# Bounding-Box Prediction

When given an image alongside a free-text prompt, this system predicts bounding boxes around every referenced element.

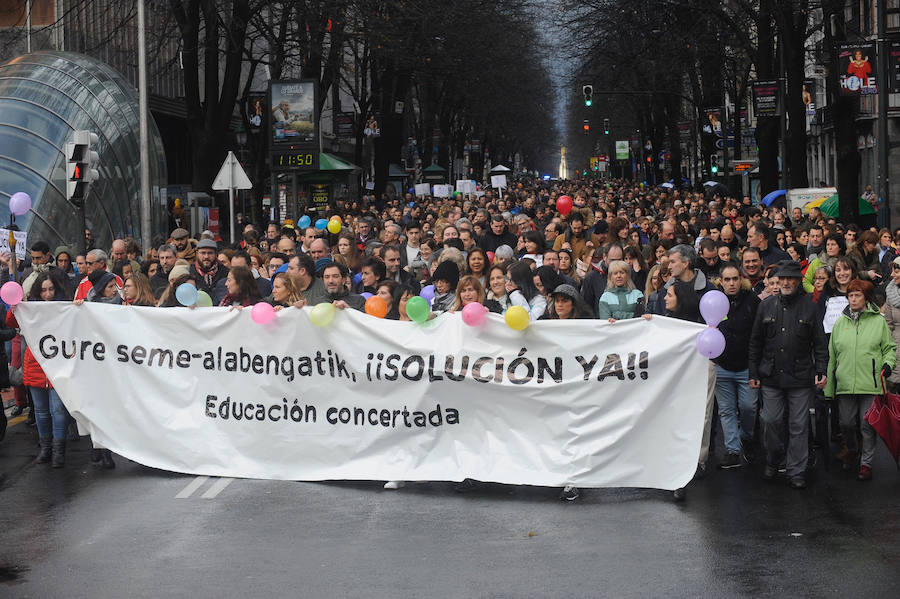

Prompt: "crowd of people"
[1,177,898,502]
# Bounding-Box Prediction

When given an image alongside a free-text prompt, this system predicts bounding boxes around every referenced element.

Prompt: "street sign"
[212,151,253,190]
[732,160,754,173]
[212,151,252,245]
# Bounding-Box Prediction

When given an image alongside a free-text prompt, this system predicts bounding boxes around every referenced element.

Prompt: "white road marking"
[201,477,234,499]
[175,476,209,499]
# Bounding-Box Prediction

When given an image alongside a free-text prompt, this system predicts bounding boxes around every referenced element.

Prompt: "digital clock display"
[271,150,319,170]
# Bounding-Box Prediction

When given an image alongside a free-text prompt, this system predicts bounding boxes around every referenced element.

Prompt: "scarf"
[194,259,219,288]
[886,281,900,309]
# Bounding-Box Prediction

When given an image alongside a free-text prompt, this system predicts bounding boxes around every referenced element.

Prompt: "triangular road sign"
[212,151,253,190]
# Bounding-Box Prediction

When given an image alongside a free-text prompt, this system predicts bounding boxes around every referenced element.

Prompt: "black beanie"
[89,270,115,292]
[431,260,459,289]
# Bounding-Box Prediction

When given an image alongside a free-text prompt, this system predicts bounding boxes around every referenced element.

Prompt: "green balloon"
[196,291,213,307]
[406,296,430,323]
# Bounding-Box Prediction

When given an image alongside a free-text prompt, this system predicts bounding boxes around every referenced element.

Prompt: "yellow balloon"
[329,215,342,224]
[327,219,342,234]
[504,305,530,331]
[309,302,336,327]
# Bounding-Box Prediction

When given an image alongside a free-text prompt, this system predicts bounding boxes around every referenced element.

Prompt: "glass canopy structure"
[0,51,166,251]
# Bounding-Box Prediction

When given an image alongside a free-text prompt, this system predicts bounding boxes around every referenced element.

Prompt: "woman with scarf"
[218,266,262,308]
[826,279,896,480]
[6,271,70,466]
[804,234,845,292]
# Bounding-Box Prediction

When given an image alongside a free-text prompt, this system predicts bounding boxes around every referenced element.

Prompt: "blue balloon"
[175,283,198,307]
[298,215,311,229]
[353,272,363,285]
[408,187,415,194]
[409,201,415,207]
[315,218,328,230]
[420,284,435,305]
[361,292,373,300]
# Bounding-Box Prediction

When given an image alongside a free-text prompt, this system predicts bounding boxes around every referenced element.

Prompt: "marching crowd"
[1,177,898,501]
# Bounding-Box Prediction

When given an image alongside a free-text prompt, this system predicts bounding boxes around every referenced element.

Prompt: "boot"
[100,449,115,469]
[36,435,52,463]
[51,439,66,468]
[91,448,103,465]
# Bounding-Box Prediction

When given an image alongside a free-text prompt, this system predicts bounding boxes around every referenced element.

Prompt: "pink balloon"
[250,302,276,325]
[461,302,487,326]
[696,327,726,359]
[0,281,23,306]
[9,192,32,216]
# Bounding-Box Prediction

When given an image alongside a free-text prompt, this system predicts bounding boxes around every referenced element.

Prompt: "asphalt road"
[1,409,899,598]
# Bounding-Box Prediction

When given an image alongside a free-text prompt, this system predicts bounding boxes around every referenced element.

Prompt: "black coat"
[714,289,760,372]
[748,290,828,388]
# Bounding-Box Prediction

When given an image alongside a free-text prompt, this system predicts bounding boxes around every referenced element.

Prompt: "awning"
[319,152,361,172]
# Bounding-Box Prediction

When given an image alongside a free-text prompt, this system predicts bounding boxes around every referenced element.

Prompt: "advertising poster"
[752,81,781,117]
[802,79,817,116]
[839,43,877,95]
[270,81,318,144]
[246,94,265,131]
[890,42,900,93]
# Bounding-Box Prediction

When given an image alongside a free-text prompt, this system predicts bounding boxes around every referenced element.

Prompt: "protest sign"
[414,183,431,197]
[16,303,709,490]
[0,228,27,260]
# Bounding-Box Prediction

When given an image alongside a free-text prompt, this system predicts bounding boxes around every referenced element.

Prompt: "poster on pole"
[802,79,817,116]
[752,81,782,117]
[490,175,507,189]
[615,141,629,161]
[890,42,900,93]
[839,43,877,95]
[269,81,318,144]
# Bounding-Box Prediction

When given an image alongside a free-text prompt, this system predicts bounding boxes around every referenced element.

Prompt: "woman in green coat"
[825,279,897,480]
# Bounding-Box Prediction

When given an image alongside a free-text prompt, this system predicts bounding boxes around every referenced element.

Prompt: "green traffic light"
[585,99,592,107]
[711,165,719,174]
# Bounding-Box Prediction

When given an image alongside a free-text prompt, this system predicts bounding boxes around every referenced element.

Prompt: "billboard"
[752,80,782,117]
[839,43,877,95]
[269,80,318,144]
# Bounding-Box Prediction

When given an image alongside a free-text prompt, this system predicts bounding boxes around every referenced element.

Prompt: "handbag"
[864,375,900,465]
[9,362,23,386]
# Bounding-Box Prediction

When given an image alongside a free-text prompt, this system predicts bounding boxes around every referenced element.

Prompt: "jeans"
[760,385,812,478]
[30,387,67,440]
[715,367,757,454]
[838,394,877,467]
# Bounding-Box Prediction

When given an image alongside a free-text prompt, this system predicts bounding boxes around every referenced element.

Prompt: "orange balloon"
[365,295,388,318]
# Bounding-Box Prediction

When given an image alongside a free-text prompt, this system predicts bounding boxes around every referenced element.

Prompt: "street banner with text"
[15,303,709,490]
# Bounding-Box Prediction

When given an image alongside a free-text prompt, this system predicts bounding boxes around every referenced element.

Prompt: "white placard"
[0,228,28,260]
[491,175,507,189]
[414,183,431,197]
[16,303,709,490]
[823,295,849,334]
[364,181,375,190]
[433,184,451,198]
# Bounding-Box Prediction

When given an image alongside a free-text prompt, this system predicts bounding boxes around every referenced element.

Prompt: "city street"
[2,410,899,598]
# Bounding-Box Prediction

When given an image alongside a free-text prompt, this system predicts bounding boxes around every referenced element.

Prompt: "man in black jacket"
[479,214,517,253]
[714,264,761,469]
[748,260,828,489]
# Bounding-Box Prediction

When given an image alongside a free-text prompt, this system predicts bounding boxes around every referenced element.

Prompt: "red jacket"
[6,310,51,389]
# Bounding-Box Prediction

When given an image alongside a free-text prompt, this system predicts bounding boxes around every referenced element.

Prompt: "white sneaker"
[383,481,405,490]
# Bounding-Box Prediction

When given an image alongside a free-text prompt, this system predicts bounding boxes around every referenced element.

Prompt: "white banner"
[15,303,709,490]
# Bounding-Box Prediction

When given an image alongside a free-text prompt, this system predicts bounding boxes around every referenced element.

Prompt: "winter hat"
[431,260,460,289]
[168,264,190,283]
[89,270,116,292]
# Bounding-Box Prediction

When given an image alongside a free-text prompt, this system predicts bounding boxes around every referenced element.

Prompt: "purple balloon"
[353,272,363,285]
[9,192,32,216]
[361,292,373,300]
[696,327,726,359]
[700,290,729,326]
[419,284,435,305]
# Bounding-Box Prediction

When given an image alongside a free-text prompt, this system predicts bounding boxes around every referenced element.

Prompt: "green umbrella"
[818,194,875,218]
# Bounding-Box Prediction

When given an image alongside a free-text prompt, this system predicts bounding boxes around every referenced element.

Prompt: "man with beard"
[170,228,197,262]
[151,244,178,298]
[190,239,229,304]
[287,253,329,306]
[322,263,365,311]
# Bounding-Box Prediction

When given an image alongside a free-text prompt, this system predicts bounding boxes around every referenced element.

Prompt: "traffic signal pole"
[138,0,152,247]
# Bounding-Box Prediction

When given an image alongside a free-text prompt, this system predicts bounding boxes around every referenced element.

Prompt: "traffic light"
[66,130,99,206]
[603,119,610,135]
[582,85,593,107]
[710,154,719,174]
[583,119,590,135]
